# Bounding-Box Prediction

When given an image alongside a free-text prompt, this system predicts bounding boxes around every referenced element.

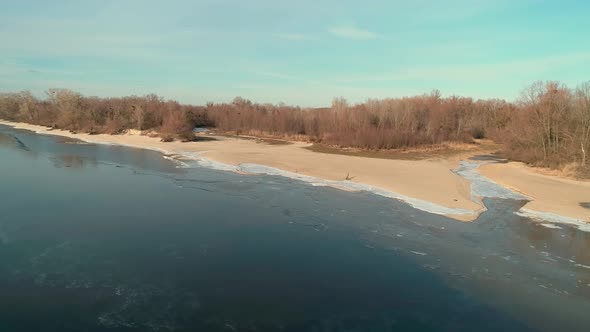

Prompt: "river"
[1,124,589,331]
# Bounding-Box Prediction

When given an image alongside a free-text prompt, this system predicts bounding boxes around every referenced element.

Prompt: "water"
[1,124,590,332]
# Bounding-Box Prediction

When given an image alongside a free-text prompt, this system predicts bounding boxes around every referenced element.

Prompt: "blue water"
[1,124,590,331]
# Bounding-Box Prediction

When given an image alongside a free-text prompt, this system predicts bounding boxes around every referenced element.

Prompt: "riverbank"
[2,119,589,225]
[480,162,590,224]
[0,120,484,221]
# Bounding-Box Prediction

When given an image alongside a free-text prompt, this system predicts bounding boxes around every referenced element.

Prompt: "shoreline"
[479,162,590,226]
[2,119,589,226]
[0,120,482,221]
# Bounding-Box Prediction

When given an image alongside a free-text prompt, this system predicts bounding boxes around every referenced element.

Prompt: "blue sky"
[1,0,589,106]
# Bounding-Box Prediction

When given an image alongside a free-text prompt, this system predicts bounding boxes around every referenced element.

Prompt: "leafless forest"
[1,81,589,176]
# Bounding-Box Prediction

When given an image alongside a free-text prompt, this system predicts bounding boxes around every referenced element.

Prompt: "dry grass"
[213,131,295,146]
[305,139,500,161]
[525,162,590,180]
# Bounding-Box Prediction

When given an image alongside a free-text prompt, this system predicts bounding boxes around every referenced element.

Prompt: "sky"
[0,0,589,106]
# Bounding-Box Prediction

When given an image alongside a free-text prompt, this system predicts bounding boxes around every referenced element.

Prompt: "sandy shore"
[3,119,589,225]
[480,163,590,223]
[1,120,483,221]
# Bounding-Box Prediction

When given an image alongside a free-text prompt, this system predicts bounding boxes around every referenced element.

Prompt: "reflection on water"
[0,131,32,152]
[0,125,181,174]
[1,124,590,332]
[49,155,96,169]
[0,130,92,169]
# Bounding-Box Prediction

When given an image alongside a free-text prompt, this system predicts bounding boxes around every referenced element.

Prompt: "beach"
[2,119,589,225]
[480,162,590,223]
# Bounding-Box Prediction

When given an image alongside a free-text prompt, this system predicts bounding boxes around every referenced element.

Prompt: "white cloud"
[328,26,377,40]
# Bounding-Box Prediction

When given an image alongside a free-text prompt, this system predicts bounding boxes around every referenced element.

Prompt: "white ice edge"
[182,152,477,217]
[516,209,590,232]
[539,223,563,230]
[68,140,590,229]
[4,121,588,229]
[455,161,590,232]
[454,161,529,201]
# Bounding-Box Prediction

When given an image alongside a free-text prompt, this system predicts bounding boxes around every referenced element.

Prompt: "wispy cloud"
[327,26,377,40]
[1,0,587,105]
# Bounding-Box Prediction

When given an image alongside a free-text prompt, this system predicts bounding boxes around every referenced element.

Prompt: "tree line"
[0,81,589,176]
